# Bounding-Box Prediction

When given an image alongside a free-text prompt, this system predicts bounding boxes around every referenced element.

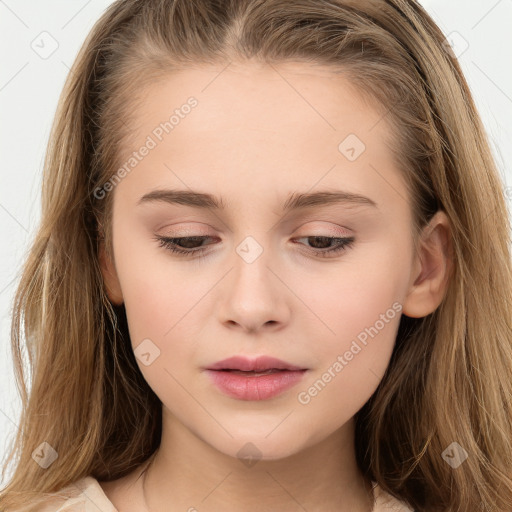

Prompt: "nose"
[216,240,290,334]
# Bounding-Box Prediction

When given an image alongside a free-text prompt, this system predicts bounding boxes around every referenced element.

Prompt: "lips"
[203,355,308,400]
[206,355,305,372]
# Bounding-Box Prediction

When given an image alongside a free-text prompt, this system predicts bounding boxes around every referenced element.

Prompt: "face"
[99,61,435,461]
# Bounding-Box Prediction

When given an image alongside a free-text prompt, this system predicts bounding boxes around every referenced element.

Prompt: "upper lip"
[205,355,305,372]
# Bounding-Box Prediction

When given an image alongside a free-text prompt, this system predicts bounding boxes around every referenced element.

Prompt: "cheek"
[112,213,202,335]
[119,264,204,401]
[293,270,402,435]
[296,245,405,346]
[292,246,405,400]
[112,227,207,380]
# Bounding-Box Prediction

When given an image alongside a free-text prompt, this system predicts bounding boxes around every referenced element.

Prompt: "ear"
[402,210,453,318]
[98,238,124,306]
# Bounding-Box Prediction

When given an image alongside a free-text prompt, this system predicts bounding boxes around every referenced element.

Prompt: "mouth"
[203,355,308,401]
[218,368,292,376]
[205,354,306,372]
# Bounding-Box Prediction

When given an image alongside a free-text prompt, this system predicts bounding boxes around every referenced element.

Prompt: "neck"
[141,406,374,512]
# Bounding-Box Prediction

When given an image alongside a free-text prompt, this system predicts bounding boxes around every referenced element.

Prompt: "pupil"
[179,237,204,248]
[309,236,331,249]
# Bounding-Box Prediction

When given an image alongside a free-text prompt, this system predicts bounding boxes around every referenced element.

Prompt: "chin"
[206,431,310,464]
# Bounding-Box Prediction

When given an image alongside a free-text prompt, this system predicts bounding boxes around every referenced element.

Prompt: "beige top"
[31,476,414,511]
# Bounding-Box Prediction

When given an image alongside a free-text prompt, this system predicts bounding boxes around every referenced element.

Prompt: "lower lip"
[205,369,307,401]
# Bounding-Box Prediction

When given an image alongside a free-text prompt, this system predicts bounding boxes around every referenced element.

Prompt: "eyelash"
[154,235,355,258]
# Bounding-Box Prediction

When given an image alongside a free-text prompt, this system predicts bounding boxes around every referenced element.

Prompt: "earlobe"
[402,211,453,319]
[98,239,124,306]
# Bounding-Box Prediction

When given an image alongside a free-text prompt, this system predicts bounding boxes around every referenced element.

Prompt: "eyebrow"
[137,188,378,212]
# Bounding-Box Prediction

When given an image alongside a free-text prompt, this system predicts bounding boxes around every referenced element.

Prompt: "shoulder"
[14,476,118,512]
[372,481,415,512]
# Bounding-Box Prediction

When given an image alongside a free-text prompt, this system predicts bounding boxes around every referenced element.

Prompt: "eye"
[154,235,355,258]
[293,235,355,258]
[154,235,215,256]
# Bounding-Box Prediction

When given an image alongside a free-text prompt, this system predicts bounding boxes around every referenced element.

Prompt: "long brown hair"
[1,1,511,510]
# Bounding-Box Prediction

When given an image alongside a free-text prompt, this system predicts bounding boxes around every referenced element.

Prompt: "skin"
[98,60,452,512]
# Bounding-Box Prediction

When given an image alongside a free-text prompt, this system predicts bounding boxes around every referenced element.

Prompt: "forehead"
[113,61,408,217]
[125,59,389,145]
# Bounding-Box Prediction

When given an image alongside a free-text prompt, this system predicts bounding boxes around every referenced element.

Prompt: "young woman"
[1,0,511,511]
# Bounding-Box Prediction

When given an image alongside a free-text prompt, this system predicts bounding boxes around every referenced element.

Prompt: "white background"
[1,0,511,485]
